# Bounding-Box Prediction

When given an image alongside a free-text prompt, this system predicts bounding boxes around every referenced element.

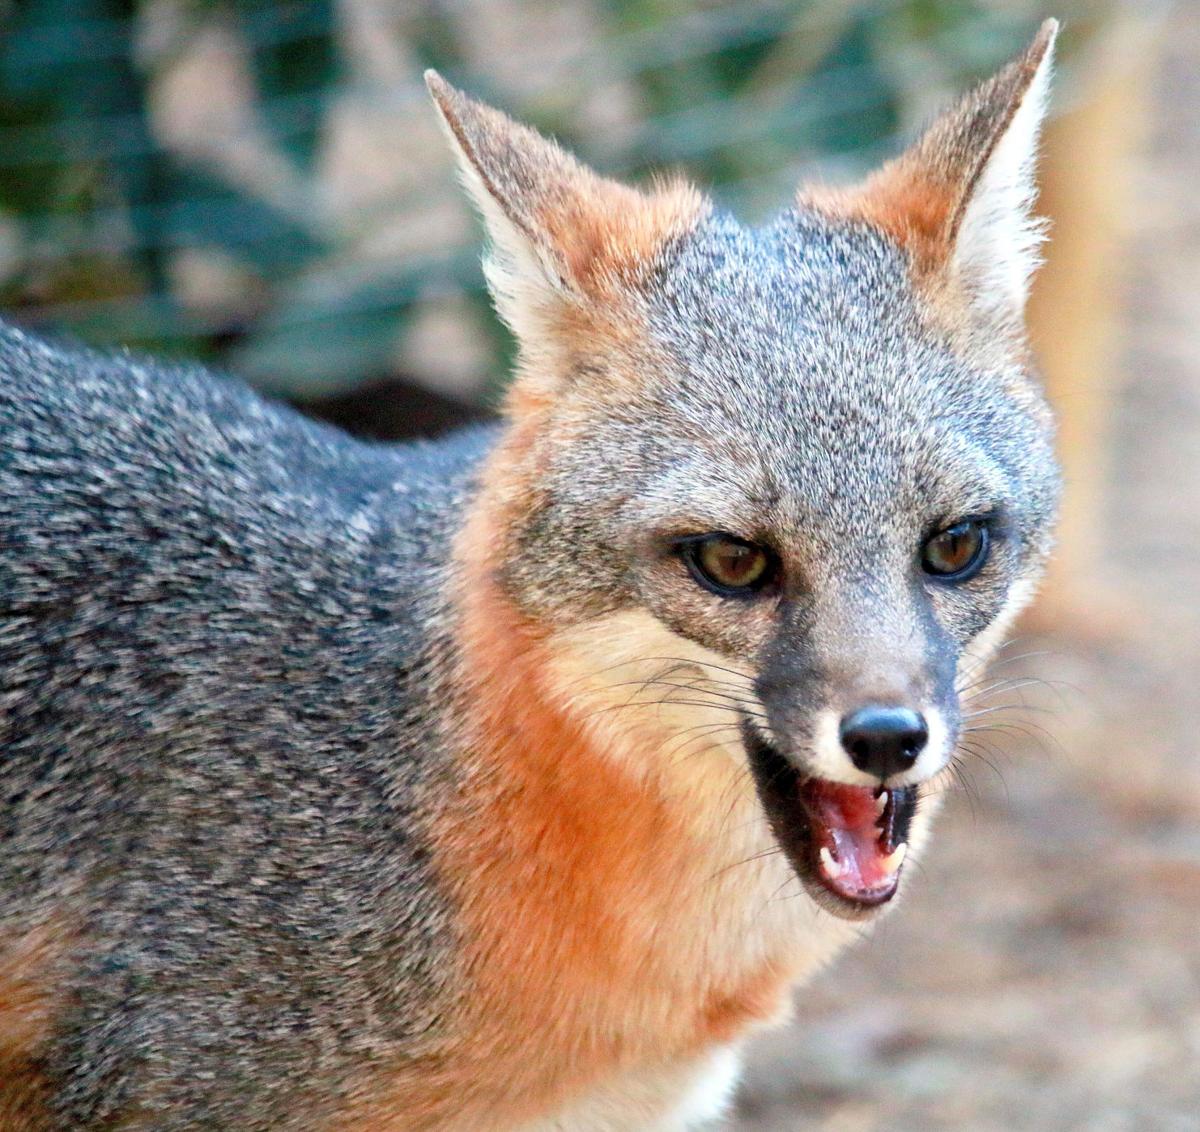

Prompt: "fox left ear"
[806,19,1058,332]
[425,71,706,342]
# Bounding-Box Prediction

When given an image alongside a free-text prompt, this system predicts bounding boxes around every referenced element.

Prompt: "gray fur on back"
[0,325,490,1128]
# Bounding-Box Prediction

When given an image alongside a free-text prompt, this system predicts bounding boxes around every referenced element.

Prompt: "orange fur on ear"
[542,174,708,293]
[804,19,1057,283]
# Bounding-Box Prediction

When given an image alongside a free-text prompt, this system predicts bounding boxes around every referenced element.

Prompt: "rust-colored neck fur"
[341,466,799,1129]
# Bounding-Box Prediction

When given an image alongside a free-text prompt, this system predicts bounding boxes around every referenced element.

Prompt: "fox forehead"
[560,208,1057,541]
[644,208,1016,425]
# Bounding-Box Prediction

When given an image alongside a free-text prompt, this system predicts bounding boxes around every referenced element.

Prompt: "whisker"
[955,742,1011,798]
[635,656,757,685]
[966,719,1066,759]
[711,844,785,881]
[603,677,762,708]
[661,724,747,762]
[958,648,1055,682]
[573,696,766,726]
[960,675,1048,702]
[962,701,1058,720]
[946,758,983,819]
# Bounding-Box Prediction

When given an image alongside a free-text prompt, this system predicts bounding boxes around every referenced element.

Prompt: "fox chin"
[0,22,1059,1132]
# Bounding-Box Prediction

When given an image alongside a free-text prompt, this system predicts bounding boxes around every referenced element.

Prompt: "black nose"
[839,705,928,779]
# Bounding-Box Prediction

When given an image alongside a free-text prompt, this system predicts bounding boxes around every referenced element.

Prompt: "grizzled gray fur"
[0,325,490,1127]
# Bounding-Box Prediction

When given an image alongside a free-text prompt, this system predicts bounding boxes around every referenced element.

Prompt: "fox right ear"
[425,72,705,339]
[804,20,1058,336]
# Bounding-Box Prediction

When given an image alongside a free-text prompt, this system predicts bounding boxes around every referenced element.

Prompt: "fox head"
[429,22,1060,921]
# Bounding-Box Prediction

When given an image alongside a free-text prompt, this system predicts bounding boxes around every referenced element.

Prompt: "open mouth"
[741,721,918,920]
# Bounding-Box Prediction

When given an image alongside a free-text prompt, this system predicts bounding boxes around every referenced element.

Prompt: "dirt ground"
[730,7,1200,1131]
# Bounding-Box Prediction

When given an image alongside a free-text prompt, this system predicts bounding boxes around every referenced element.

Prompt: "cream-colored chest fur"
[522,1045,743,1132]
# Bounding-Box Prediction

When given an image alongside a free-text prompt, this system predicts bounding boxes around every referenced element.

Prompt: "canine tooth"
[880,842,908,875]
[874,791,889,817]
[818,847,844,879]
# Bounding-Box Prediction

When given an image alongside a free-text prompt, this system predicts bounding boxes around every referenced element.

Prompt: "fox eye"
[922,519,990,581]
[678,534,776,597]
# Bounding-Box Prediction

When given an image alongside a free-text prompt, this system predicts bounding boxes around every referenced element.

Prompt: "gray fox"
[0,21,1060,1132]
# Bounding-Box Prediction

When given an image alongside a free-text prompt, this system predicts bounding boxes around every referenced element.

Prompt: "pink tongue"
[804,780,895,895]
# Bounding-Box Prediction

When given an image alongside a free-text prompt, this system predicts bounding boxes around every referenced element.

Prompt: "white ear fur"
[449,141,566,341]
[952,26,1056,326]
[424,72,569,339]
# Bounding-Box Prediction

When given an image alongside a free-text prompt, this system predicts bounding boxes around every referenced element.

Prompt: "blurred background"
[0,0,1195,1127]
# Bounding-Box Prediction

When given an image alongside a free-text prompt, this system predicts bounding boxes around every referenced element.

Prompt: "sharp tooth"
[818,847,844,880]
[880,842,908,875]
[874,791,889,817]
